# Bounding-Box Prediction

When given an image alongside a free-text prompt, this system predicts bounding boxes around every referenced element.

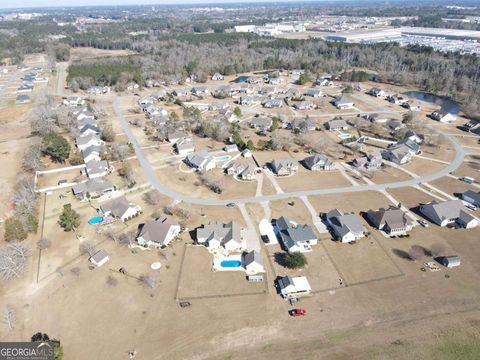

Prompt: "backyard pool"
[88,216,104,225]
[215,155,231,162]
[233,76,249,83]
[220,260,242,268]
[338,133,352,140]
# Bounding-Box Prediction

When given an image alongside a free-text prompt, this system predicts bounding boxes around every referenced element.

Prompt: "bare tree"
[0,242,30,281]
[37,238,51,250]
[22,139,43,173]
[79,242,96,257]
[70,267,80,276]
[430,243,446,258]
[110,143,130,162]
[143,189,161,206]
[408,245,425,261]
[1,305,16,331]
[119,231,136,247]
[104,228,119,243]
[138,274,158,289]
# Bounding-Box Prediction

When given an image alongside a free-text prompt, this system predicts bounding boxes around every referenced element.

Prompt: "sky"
[2,0,330,10]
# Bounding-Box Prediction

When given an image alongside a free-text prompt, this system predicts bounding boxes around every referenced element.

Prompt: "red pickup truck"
[289,309,307,317]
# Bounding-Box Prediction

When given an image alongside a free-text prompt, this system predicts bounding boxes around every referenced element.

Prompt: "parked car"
[289,309,307,317]
[226,203,236,208]
[418,220,429,228]
[179,302,191,308]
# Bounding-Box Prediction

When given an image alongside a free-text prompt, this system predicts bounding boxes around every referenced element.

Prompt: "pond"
[233,76,249,83]
[403,91,460,114]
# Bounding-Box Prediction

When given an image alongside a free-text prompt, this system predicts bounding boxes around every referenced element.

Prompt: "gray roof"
[100,195,132,218]
[327,119,349,129]
[77,133,102,147]
[72,178,114,195]
[138,215,178,244]
[270,158,298,173]
[80,123,100,134]
[196,221,241,246]
[394,138,421,154]
[244,250,264,267]
[250,117,272,128]
[185,150,213,168]
[421,200,473,224]
[275,216,317,250]
[367,208,413,230]
[327,210,365,238]
[85,160,108,175]
[303,154,333,170]
[90,249,108,263]
[333,95,354,106]
[463,190,480,205]
[83,145,103,159]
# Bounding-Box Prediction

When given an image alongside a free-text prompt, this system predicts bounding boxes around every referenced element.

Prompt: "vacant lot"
[308,191,395,215]
[275,168,352,192]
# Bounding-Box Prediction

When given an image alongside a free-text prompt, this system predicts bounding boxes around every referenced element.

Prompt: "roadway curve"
[113,98,466,206]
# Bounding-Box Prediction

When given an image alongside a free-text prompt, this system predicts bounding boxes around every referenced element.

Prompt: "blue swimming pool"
[220,260,242,268]
[88,216,103,225]
[338,133,352,140]
[215,155,231,161]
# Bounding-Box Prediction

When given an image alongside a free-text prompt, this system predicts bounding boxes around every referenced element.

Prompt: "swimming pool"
[215,155,231,161]
[338,133,352,140]
[88,216,104,225]
[220,260,242,268]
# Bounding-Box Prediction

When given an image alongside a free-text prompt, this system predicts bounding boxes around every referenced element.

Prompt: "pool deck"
[212,254,245,272]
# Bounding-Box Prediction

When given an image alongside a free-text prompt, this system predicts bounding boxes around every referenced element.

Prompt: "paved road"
[0,69,20,102]
[113,98,466,206]
[56,62,67,96]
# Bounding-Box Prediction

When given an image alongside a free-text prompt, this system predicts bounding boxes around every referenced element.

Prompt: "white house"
[185,150,216,172]
[63,96,85,107]
[278,276,312,299]
[332,95,355,109]
[431,111,457,123]
[99,195,140,222]
[326,209,366,243]
[85,160,109,179]
[243,250,265,274]
[174,138,195,156]
[420,200,478,228]
[76,134,104,152]
[137,215,181,247]
[196,221,242,252]
[89,249,109,267]
[82,145,103,162]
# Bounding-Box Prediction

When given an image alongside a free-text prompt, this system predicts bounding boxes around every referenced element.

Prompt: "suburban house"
[82,145,103,163]
[367,208,414,235]
[270,158,299,176]
[303,154,335,171]
[326,119,350,131]
[218,109,238,123]
[462,190,480,207]
[211,72,224,81]
[402,101,421,111]
[191,86,209,96]
[278,276,312,299]
[294,101,316,111]
[289,118,317,132]
[250,117,273,131]
[172,89,189,97]
[274,216,317,253]
[174,138,195,156]
[316,78,334,87]
[196,221,242,252]
[243,250,265,274]
[462,120,480,135]
[332,95,355,109]
[209,102,229,111]
[89,249,109,267]
[79,123,100,137]
[224,144,238,153]
[431,111,457,123]
[258,86,277,96]
[386,119,405,132]
[386,95,406,105]
[226,162,258,180]
[403,130,424,144]
[63,96,85,107]
[326,209,366,243]
[167,131,186,144]
[304,88,323,97]
[137,215,181,248]
[242,149,252,158]
[239,96,254,106]
[72,178,115,200]
[420,200,478,228]
[352,152,383,170]
[368,88,385,97]
[382,145,412,165]
[367,113,389,123]
[185,150,216,172]
[99,195,140,222]
[392,138,421,155]
[85,160,109,179]
[263,98,283,108]
[76,134,104,152]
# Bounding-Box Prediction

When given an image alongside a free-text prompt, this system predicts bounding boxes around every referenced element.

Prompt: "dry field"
[69,47,136,61]
[275,168,352,192]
